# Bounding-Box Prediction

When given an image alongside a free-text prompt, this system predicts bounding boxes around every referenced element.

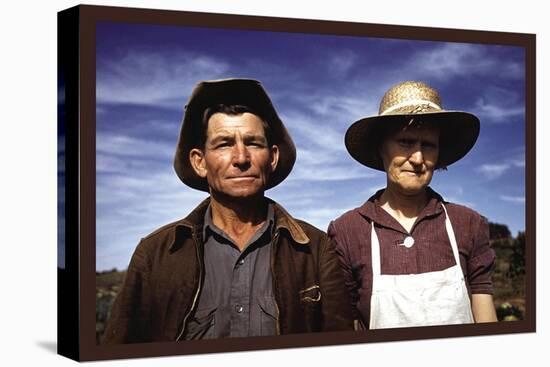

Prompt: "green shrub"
[507,231,525,277]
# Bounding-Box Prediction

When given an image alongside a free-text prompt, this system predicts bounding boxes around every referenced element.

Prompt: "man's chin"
[217,187,265,200]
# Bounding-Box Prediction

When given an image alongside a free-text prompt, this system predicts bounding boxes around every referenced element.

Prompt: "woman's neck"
[378,187,429,232]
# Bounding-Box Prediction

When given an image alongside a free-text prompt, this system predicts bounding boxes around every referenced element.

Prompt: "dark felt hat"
[174,78,296,191]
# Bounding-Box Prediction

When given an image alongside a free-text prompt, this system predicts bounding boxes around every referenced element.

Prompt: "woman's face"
[381,126,439,196]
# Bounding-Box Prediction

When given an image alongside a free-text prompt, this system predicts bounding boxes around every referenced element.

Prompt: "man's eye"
[398,139,414,146]
[245,139,266,147]
[422,142,437,149]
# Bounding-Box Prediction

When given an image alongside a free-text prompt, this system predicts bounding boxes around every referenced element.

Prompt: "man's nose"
[232,142,250,166]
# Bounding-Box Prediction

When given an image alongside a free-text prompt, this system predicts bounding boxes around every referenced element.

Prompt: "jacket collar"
[270,198,309,245]
[169,196,309,252]
[357,186,445,231]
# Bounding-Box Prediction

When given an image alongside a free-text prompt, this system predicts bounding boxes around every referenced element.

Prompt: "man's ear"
[189,148,207,178]
[270,145,279,172]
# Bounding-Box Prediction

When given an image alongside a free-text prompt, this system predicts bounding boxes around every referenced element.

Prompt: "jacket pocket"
[184,307,216,340]
[258,296,278,335]
[298,285,322,332]
[299,285,321,303]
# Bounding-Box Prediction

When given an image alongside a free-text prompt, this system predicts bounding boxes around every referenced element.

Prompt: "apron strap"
[370,221,381,276]
[440,203,462,270]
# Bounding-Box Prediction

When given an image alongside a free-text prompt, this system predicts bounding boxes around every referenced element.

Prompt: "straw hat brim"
[345,110,480,171]
[174,78,296,192]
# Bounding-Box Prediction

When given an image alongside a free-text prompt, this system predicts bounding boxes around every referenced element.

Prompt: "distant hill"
[96,269,126,344]
[96,269,126,289]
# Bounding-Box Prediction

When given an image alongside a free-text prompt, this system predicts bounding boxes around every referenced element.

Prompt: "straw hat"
[345,81,480,170]
[174,78,296,192]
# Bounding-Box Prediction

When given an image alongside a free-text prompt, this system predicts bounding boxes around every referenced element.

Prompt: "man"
[329,81,497,329]
[103,78,353,343]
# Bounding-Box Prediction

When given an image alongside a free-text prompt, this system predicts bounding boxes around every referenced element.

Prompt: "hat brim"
[345,110,480,170]
[174,78,296,192]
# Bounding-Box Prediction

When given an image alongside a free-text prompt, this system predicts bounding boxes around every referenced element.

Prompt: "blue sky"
[94,22,525,271]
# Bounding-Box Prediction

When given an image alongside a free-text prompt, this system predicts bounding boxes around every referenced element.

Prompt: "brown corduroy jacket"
[102,198,353,344]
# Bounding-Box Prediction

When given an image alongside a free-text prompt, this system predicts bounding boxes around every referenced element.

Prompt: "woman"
[329,81,497,329]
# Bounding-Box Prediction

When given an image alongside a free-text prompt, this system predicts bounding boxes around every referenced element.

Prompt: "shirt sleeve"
[466,214,496,294]
[327,221,362,326]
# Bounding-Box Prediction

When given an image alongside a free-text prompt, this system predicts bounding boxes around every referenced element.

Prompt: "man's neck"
[209,193,269,251]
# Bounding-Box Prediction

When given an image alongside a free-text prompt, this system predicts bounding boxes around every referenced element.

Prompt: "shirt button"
[235,305,244,313]
[238,259,245,265]
[401,236,415,248]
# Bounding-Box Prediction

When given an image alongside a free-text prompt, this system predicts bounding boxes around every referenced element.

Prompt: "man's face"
[190,112,279,199]
[381,126,439,196]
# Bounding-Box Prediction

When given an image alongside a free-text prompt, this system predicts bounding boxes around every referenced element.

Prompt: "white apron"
[369,204,474,329]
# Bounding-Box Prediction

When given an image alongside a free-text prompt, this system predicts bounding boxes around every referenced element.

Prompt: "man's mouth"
[227,175,257,179]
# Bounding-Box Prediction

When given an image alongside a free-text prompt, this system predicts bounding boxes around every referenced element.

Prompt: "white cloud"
[411,43,487,79]
[292,206,354,231]
[96,50,229,108]
[473,97,523,122]
[96,153,130,174]
[288,164,375,182]
[296,147,338,166]
[96,132,174,160]
[97,169,203,202]
[510,148,526,167]
[512,160,525,168]
[410,43,523,81]
[444,196,476,208]
[328,50,358,78]
[310,95,377,125]
[474,146,525,181]
[477,163,510,179]
[499,195,525,203]
[286,87,379,129]
[350,177,387,198]
[428,183,466,200]
[281,111,346,151]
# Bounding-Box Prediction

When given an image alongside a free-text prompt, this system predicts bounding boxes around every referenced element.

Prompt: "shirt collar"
[357,186,445,232]
[202,202,275,242]
[169,197,310,253]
